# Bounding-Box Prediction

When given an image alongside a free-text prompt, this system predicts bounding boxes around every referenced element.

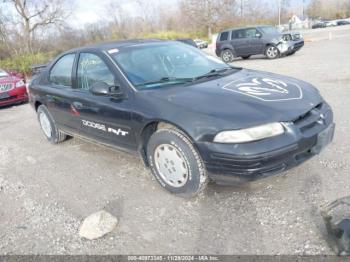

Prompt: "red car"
[0,69,28,107]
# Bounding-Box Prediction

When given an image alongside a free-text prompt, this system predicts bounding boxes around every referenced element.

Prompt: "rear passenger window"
[219,32,229,41]
[231,29,246,39]
[49,54,75,87]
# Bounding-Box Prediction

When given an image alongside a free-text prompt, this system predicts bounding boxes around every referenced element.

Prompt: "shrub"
[0,52,53,77]
[141,31,210,42]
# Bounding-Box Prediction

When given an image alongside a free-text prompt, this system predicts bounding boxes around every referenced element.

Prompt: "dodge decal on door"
[82,120,129,136]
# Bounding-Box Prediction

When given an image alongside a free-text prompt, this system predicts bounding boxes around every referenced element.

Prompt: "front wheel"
[37,105,67,144]
[147,128,208,197]
[220,49,234,63]
[265,45,280,59]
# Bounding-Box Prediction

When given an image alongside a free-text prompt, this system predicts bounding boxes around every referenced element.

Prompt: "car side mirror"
[90,81,123,98]
[256,33,262,38]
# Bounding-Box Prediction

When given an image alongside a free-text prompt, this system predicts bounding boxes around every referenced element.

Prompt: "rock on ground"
[79,210,118,240]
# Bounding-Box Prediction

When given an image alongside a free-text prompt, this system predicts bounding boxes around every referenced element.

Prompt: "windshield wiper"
[135,77,194,87]
[194,67,237,81]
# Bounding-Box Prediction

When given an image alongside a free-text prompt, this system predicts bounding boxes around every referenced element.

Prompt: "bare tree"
[307,0,350,19]
[307,0,322,19]
[243,0,274,25]
[5,0,70,53]
[180,0,237,38]
[103,2,131,40]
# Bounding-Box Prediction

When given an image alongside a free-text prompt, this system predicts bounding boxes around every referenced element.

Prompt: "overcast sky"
[70,0,178,27]
[1,0,311,27]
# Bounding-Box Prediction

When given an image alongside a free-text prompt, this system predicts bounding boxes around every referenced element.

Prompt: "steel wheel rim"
[267,47,278,58]
[154,144,189,188]
[39,112,52,138]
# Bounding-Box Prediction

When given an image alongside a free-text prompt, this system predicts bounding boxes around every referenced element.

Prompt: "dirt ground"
[1,26,350,255]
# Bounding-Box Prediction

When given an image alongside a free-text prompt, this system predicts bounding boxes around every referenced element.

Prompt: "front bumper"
[278,40,304,55]
[0,86,28,107]
[196,102,334,185]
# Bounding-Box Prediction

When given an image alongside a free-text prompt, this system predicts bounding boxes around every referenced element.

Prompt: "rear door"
[70,51,137,151]
[217,31,230,53]
[43,53,79,133]
[230,29,250,56]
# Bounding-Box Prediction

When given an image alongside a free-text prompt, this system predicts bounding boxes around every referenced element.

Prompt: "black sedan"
[28,39,335,197]
[337,20,350,26]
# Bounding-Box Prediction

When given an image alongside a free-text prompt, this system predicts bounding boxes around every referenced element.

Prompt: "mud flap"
[321,196,350,256]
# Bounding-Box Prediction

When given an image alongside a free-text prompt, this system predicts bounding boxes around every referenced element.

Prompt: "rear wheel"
[147,127,208,197]
[220,49,234,63]
[37,105,67,144]
[265,45,279,59]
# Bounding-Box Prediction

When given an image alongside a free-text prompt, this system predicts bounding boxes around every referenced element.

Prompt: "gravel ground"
[0,26,350,255]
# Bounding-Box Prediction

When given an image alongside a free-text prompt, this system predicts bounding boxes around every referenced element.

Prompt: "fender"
[219,45,237,57]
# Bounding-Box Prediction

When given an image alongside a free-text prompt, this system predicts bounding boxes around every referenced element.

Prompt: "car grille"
[293,102,332,137]
[294,41,304,48]
[0,95,15,102]
[0,83,13,92]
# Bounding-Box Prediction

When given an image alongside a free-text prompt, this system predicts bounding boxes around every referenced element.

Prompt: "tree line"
[0,0,349,74]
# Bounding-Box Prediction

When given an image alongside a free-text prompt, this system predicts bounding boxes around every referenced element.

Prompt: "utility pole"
[278,0,281,27]
[302,0,305,20]
[240,0,243,20]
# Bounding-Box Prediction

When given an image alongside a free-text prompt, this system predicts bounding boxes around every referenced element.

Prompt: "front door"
[71,51,137,151]
[245,28,264,55]
[230,29,250,56]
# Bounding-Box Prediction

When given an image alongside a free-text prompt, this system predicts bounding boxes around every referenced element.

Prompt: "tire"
[241,55,251,59]
[37,105,67,144]
[147,127,208,197]
[220,49,234,63]
[265,45,280,59]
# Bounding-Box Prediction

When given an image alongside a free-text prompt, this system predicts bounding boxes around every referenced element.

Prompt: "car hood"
[145,69,324,129]
[0,76,19,84]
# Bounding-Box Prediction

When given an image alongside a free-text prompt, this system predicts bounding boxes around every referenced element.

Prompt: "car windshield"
[259,26,280,35]
[0,69,9,78]
[110,42,237,89]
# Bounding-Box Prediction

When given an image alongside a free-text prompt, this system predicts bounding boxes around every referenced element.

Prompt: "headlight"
[15,80,25,88]
[213,123,285,143]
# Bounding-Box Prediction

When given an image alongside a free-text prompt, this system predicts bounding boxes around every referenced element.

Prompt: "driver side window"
[77,53,116,91]
[245,28,258,38]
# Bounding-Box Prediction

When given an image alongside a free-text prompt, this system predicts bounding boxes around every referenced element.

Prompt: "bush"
[141,31,209,42]
[0,52,53,77]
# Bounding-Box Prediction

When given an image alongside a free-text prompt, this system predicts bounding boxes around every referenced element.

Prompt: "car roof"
[64,39,170,54]
[176,38,193,40]
[219,25,272,33]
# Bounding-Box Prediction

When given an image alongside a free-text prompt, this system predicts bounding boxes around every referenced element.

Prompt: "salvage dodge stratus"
[29,39,334,197]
